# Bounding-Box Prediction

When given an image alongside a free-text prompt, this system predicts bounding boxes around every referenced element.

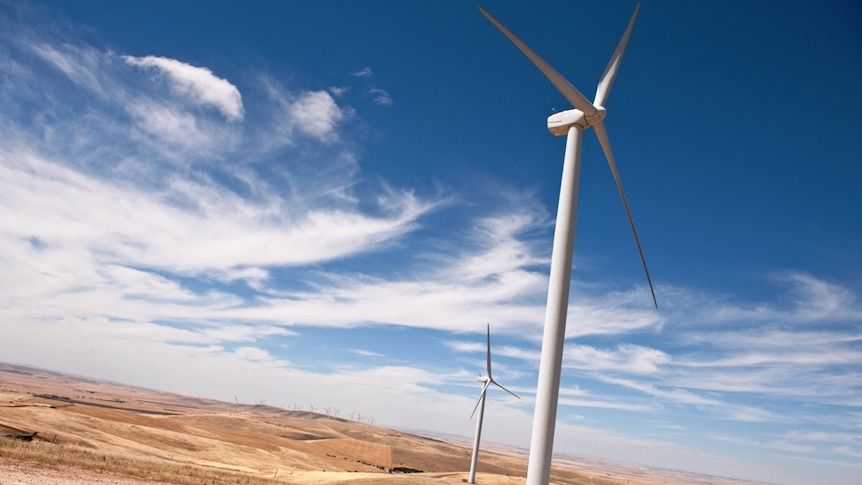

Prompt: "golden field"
[0,363,760,485]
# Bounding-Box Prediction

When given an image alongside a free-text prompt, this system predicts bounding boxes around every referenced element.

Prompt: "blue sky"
[1,1,860,484]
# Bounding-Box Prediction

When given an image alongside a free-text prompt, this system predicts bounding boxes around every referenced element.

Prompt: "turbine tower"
[478,5,656,485]
[469,324,519,484]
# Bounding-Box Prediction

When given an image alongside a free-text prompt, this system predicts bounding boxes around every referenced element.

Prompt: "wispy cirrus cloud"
[0,9,446,340]
[29,42,106,94]
[0,4,564,357]
[565,343,670,374]
[348,66,392,106]
[690,271,862,325]
[351,67,373,78]
[369,87,392,106]
[1,150,432,274]
[260,77,353,147]
[350,348,385,358]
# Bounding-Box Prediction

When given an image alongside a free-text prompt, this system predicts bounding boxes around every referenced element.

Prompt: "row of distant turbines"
[292,403,376,425]
[470,4,656,485]
[234,397,376,426]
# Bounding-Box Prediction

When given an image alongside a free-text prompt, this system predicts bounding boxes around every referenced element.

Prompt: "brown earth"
[0,363,762,485]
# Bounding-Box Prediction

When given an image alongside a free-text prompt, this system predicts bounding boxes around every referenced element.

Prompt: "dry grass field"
[0,363,762,485]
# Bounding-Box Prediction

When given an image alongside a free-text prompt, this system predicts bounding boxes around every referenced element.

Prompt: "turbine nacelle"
[547,106,607,136]
[479,3,656,308]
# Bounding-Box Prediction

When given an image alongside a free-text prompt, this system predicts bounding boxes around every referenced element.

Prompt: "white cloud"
[369,87,392,106]
[0,150,433,277]
[557,396,654,412]
[232,346,274,361]
[126,99,211,148]
[211,267,271,290]
[781,272,859,321]
[351,67,373,78]
[100,265,196,301]
[123,55,244,121]
[242,272,547,332]
[565,343,670,374]
[445,212,546,282]
[349,348,384,358]
[329,86,348,97]
[568,298,663,336]
[345,67,391,106]
[289,90,346,141]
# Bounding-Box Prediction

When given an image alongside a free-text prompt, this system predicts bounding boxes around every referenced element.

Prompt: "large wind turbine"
[478,4,656,485]
[468,324,519,484]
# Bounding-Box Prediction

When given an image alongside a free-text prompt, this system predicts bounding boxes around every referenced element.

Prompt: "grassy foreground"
[0,437,284,485]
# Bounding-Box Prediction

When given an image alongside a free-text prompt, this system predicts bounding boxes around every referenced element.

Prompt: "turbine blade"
[490,378,521,399]
[485,323,492,380]
[592,121,657,308]
[470,380,492,419]
[594,3,640,107]
[478,6,596,115]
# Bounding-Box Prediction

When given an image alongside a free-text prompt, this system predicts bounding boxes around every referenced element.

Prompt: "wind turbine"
[468,324,519,485]
[478,4,656,485]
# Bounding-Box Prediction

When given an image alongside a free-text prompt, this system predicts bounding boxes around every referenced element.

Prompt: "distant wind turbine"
[468,324,519,485]
[479,5,656,485]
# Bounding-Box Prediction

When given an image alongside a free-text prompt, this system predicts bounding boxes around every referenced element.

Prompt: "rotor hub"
[546,106,606,136]
[585,106,607,126]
